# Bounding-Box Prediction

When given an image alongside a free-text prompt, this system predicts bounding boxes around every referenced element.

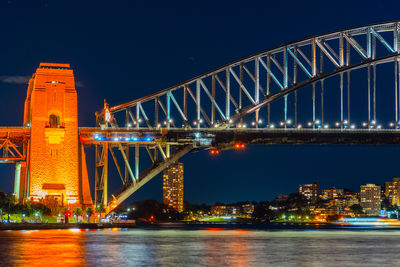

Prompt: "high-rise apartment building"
[299,181,319,203]
[360,184,381,215]
[163,162,184,212]
[385,178,400,206]
[322,187,344,200]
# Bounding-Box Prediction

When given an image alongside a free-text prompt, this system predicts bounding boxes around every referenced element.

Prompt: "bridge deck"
[78,127,400,147]
[0,127,30,141]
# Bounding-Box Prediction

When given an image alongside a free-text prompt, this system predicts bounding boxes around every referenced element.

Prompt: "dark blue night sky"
[0,0,399,204]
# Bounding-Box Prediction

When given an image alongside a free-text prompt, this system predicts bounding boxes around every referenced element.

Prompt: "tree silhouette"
[85,207,93,223]
[95,203,106,220]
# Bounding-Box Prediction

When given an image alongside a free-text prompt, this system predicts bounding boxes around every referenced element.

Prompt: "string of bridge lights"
[120,117,400,130]
[236,119,392,129]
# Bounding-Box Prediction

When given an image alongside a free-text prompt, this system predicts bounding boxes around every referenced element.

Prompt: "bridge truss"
[0,127,29,163]
[88,21,400,211]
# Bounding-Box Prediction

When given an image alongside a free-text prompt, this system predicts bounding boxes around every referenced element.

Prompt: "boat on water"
[335,217,400,227]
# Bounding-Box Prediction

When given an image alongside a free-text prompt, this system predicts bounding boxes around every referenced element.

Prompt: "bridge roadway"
[3,125,400,157]
[0,127,30,142]
[78,127,400,148]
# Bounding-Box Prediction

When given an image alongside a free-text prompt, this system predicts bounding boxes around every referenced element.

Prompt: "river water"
[0,227,399,266]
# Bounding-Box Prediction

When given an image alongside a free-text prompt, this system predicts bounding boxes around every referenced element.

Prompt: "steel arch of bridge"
[88,21,400,211]
[97,21,400,130]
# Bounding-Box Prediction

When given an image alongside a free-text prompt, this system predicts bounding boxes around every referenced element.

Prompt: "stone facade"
[18,63,92,207]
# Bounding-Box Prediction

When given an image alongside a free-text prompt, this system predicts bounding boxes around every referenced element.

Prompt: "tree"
[43,196,61,216]
[85,207,93,223]
[252,201,275,222]
[128,200,163,221]
[95,203,106,220]
[350,204,364,215]
[31,203,51,216]
[5,194,15,222]
[285,193,308,211]
[73,207,83,222]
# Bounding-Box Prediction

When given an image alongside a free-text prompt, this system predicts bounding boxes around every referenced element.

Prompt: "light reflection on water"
[1,228,400,266]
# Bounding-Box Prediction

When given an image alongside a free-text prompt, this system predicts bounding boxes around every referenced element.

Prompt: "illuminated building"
[14,63,92,207]
[211,205,227,215]
[241,203,255,214]
[344,194,359,208]
[211,205,238,216]
[385,178,400,206]
[163,162,184,212]
[360,184,381,216]
[299,181,319,203]
[322,187,344,200]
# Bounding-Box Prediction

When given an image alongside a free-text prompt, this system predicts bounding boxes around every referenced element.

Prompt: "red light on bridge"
[234,143,246,149]
[209,148,220,155]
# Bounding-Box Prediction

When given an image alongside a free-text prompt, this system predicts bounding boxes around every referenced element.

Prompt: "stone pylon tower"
[14,63,92,207]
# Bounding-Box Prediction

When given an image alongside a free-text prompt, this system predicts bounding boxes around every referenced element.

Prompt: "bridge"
[2,21,400,212]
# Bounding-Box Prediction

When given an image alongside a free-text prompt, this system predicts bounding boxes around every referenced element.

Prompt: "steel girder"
[92,140,193,211]
[0,127,29,163]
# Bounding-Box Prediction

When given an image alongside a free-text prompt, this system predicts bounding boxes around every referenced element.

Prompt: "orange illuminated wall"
[19,63,92,207]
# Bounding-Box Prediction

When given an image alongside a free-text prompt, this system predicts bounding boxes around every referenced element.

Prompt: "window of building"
[49,114,60,128]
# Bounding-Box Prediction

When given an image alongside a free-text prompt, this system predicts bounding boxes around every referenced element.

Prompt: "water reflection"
[201,229,251,266]
[2,229,400,266]
[5,229,85,266]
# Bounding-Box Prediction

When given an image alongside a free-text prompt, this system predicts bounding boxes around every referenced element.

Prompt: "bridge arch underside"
[91,21,400,210]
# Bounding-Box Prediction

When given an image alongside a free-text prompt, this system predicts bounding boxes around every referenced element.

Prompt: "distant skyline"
[1,1,400,204]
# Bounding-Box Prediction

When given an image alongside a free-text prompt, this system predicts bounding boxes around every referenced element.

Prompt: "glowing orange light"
[234,142,246,149]
[210,148,220,155]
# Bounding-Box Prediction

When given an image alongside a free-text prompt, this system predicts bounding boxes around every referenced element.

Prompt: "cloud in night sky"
[0,75,30,84]
[0,75,84,88]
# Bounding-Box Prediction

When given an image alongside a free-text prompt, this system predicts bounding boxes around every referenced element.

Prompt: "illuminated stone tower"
[15,63,92,207]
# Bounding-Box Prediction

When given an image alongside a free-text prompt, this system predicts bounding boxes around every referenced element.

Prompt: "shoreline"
[3,221,400,231]
[0,222,136,231]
